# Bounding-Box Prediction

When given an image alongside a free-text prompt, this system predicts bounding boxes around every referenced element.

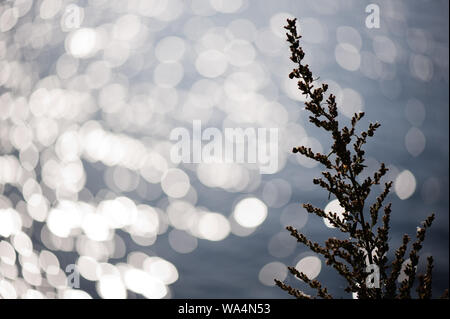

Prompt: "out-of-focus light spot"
[77,256,99,281]
[196,50,228,78]
[183,16,214,40]
[97,197,137,228]
[113,14,141,42]
[295,255,321,280]
[255,28,284,56]
[103,41,130,67]
[67,28,99,58]
[140,152,168,184]
[10,123,33,151]
[407,28,430,54]
[0,156,22,185]
[410,54,433,82]
[111,235,126,259]
[39,0,62,20]
[46,201,83,238]
[405,127,426,157]
[97,274,126,299]
[33,117,59,147]
[200,35,228,59]
[161,169,190,199]
[167,200,197,230]
[0,61,11,86]
[233,197,267,228]
[155,36,186,62]
[224,39,255,67]
[127,251,148,269]
[210,0,243,13]
[143,256,179,285]
[226,19,256,41]
[22,289,44,299]
[191,0,216,16]
[56,54,79,79]
[26,194,48,222]
[199,29,227,51]
[21,254,40,281]
[339,88,364,118]
[0,8,19,32]
[0,208,22,238]
[262,179,292,208]
[356,157,380,184]
[337,26,362,50]
[258,261,287,286]
[268,232,296,258]
[283,77,307,102]
[323,199,345,229]
[137,0,169,18]
[155,0,185,22]
[224,71,258,101]
[38,250,59,275]
[179,186,198,205]
[300,18,327,44]
[12,232,32,257]
[124,268,167,299]
[335,43,361,71]
[0,279,17,299]
[198,212,230,241]
[29,88,50,117]
[309,0,339,15]
[82,212,111,242]
[13,0,33,18]
[168,229,198,254]
[296,137,323,168]
[228,213,257,237]
[318,79,342,102]
[98,83,128,114]
[127,204,159,237]
[280,203,308,230]
[270,12,295,38]
[261,101,289,128]
[19,145,39,171]
[61,289,92,299]
[405,99,426,127]
[395,170,416,200]
[0,241,16,265]
[55,131,81,163]
[373,36,397,63]
[197,163,249,191]
[85,61,112,89]
[154,62,184,88]
[360,51,383,80]
[2,261,19,281]
[188,79,222,109]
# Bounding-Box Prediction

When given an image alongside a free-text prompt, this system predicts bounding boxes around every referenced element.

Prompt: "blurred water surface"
[0,0,448,298]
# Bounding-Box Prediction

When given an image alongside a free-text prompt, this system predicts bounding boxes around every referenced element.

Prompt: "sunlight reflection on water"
[0,0,448,299]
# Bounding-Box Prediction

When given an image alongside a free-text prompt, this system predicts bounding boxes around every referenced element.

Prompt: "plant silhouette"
[275,18,448,299]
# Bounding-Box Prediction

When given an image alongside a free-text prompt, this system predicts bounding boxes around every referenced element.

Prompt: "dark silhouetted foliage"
[275,18,448,299]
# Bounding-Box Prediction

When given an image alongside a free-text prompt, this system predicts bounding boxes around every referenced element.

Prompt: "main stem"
[348,165,382,298]
[348,166,373,265]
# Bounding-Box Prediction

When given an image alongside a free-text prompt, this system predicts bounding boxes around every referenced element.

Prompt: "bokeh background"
[0,0,448,299]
